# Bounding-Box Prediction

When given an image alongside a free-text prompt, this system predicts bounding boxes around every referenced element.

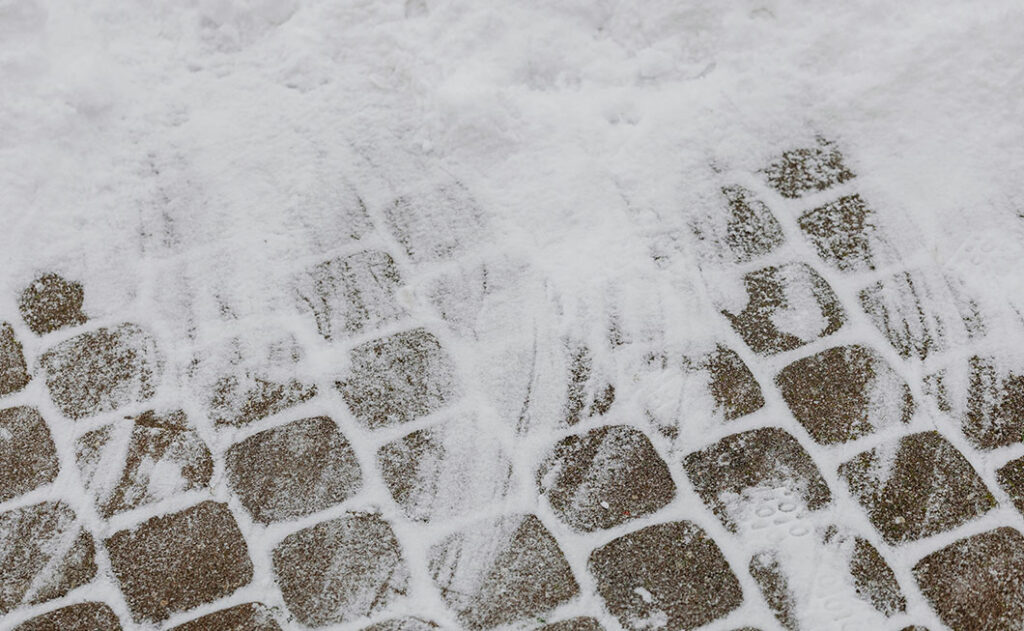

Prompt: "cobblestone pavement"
[3,140,1024,631]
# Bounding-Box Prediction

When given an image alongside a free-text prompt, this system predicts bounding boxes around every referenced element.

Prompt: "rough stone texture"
[18,273,87,335]
[849,537,906,616]
[721,263,845,356]
[210,374,317,427]
[105,501,253,623]
[775,344,914,444]
[0,322,30,396]
[337,328,457,429]
[362,617,439,631]
[996,454,1024,517]
[12,602,122,631]
[762,138,854,198]
[273,512,409,627]
[430,513,578,629]
[75,410,213,517]
[536,617,604,631]
[959,355,1024,449]
[693,344,764,421]
[683,427,831,532]
[296,249,408,340]
[749,551,798,631]
[40,323,160,419]
[0,502,97,614]
[377,415,511,522]
[589,520,742,631]
[721,185,786,262]
[839,431,996,545]
[226,415,362,523]
[0,406,59,502]
[913,527,1024,631]
[536,425,675,531]
[386,182,484,262]
[564,342,616,425]
[799,194,891,272]
[169,602,282,631]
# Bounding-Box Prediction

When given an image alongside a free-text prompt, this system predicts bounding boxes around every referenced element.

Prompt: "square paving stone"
[274,512,408,626]
[589,521,742,631]
[838,431,996,545]
[0,322,30,395]
[362,617,439,631]
[536,425,675,531]
[105,501,253,623]
[430,513,579,629]
[721,262,845,356]
[749,550,798,631]
[913,527,1024,631]
[297,250,408,341]
[775,344,914,444]
[822,526,906,617]
[227,415,362,523]
[18,273,87,335]
[75,410,212,517]
[694,344,764,421]
[799,194,892,272]
[12,602,122,631]
[957,355,1024,449]
[997,454,1024,517]
[683,427,832,532]
[0,502,97,614]
[0,406,59,502]
[719,185,785,263]
[762,138,855,198]
[536,617,604,631]
[337,328,457,429]
[169,602,282,631]
[386,182,484,263]
[40,323,160,419]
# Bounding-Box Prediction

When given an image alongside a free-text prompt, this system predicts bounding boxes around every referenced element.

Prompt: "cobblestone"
[0,406,58,502]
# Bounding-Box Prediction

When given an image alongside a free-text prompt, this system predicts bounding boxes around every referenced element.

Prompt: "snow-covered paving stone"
[0,406,58,502]
[761,138,855,199]
[362,617,442,631]
[536,617,605,631]
[0,322,31,396]
[18,273,88,336]
[11,602,123,631]
[168,602,282,631]
[692,185,785,264]
[798,194,896,273]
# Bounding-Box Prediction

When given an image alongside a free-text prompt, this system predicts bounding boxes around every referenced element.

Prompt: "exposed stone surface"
[913,527,1024,631]
[749,551,798,631]
[762,138,854,198]
[997,454,1024,516]
[683,427,831,531]
[362,617,439,631]
[775,344,914,444]
[105,501,253,622]
[169,602,282,631]
[960,355,1024,449]
[273,512,409,626]
[12,602,122,631]
[536,617,604,631]
[0,502,97,614]
[693,344,764,421]
[0,406,58,502]
[536,424,675,531]
[386,182,484,262]
[839,431,996,545]
[799,194,891,272]
[430,514,578,629]
[720,185,785,262]
[18,273,87,335]
[589,520,742,631]
[849,537,906,616]
[337,328,457,429]
[227,415,362,523]
[0,322,30,395]
[40,323,160,419]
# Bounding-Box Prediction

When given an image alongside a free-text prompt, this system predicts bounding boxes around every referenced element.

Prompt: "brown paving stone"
[0,322,30,395]
[227,415,362,523]
[75,410,212,518]
[40,323,160,419]
[822,527,906,617]
[719,185,785,263]
[589,520,742,631]
[363,617,440,631]
[536,617,604,631]
[565,342,616,425]
[959,355,1024,449]
[721,263,845,356]
[0,502,96,614]
[683,427,831,532]
[0,406,58,502]
[899,627,929,631]
[12,602,122,631]
[838,431,996,545]
[775,345,914,444]
[297,250,408,341]
[337,328,457,429]
[105,501,252,623]
[799,194,890,272]
[698,345,764,421]
[536,425,675,531]
[169,602,282,631]
[386,182,484,263]
[18,273,87,335]
[762,138,854,198]
[430,514,578,629]
[274,512,409,626]
[913,527,1024,631]
[997,454,1024,516]
[749,550,798,631]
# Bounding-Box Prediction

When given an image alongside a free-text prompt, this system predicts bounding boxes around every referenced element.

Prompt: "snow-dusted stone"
[337,328,457,429]
[913,527,1024,631]
[105,501,253,623]
[0,407,58,502]
[536,617,604,631]
[296,250,408,341]
[0,323,30,396]
[40,324,160,419]
[822,527,906,617]
[12,602,122,631]
[429,514,578,629]
[799,194,892,273]
[749,550,798,631]
[775,345,914,444]
[693,185,785,264]
[564,342,616,425]
[18,273,87,335]
[227,416,362,523]
[169,603,282,631]
[362,617,439,631]
[932,355,1024,450]
[75,410,213,518]
[0,502,97,614]
[693,344,764,421]
[273,512,408,627]
[839,431,995,545]
[721,263,846,356]
[589,521,742,631]
[762,138,854,199]
[683,427,831,532]
[536,425,675,532]
[386,182,484,263]
[997,454,1024,517]
[377,415,511,522]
